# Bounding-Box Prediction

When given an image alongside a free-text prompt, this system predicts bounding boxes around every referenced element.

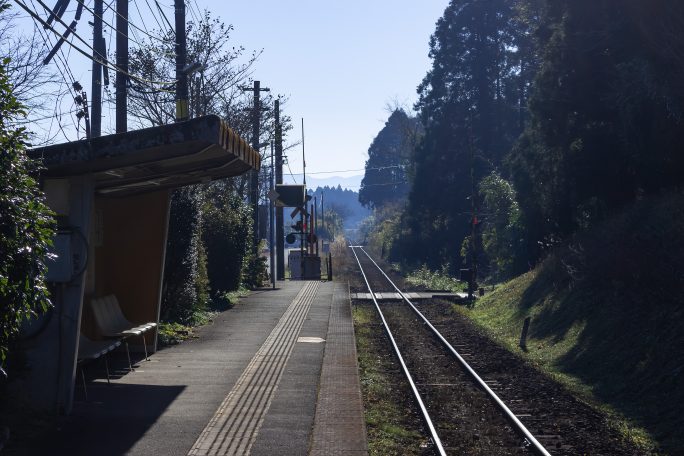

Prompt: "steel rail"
[358,247,552,456]
[349,246,447,456]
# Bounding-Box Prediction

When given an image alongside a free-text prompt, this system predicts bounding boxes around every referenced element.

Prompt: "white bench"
[77,334,121,400]
[91,295,158,362]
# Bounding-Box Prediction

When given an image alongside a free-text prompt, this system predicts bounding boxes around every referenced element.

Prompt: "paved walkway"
[36,280,367,455]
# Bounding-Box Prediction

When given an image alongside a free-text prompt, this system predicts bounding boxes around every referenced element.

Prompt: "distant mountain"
[283,174,362,191]
[307,185,370,242]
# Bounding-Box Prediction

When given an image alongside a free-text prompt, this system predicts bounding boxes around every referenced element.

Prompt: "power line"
[99,0,174,44]
[139,0,168,35]
[152,0,174,32]
[284,157,298,184]
[14,0,176,87]
[305,181,410,189]
[186,0,200,25]
[27,0,80,136]
[287,165,405,176]
[74,0,174,49]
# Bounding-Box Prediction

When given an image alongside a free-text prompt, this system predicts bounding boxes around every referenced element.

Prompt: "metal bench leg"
[141,334,149,361]
[80,366,88,401]
[104,354,111,384]
[124,339,133,371]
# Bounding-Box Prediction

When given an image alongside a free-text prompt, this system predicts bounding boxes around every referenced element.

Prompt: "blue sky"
[14,0,448,187]
[208,0,448,184]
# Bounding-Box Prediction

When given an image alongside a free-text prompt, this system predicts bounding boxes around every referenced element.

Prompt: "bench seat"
[91,295,157,360]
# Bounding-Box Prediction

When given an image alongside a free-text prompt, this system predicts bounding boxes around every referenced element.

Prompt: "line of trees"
[363,0,684,280]
[128,11,291,323]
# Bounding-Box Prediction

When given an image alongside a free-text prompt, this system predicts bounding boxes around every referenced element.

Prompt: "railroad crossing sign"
[290,206,308,219]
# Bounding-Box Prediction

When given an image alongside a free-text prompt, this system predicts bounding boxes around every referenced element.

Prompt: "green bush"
[202,186,252,295]
[160,185,205,324]
[0,56,55,370]
[405,264,465,292]
[241,243,268,289]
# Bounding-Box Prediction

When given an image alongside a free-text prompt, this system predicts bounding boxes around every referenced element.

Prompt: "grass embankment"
[459,191,684,454]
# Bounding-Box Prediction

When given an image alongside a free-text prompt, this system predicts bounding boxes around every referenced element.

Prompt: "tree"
[400,0,529,269]
[128,11,293,203]
[128,11,258,129]
[508,0,684,264]
[0,1,61,144]
[0,54,55,371]
[128,11,280,319]
[359,109,418,209]
[475,172,524,279]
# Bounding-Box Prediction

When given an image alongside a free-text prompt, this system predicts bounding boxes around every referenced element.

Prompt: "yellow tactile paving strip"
[187,281,319,456]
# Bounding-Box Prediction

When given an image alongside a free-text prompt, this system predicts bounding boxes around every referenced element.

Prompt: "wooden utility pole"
[174,0,188,122]
[91,0,103,137]
[242,81,270,252]
[115,0,128,132]
[468,117,478,301]
[275,99,285,279]
[269,143,276,288]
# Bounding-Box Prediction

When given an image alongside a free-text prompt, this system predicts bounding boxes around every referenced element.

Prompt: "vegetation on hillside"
[358,109,419,210]
[0,54,54,372]
[307,185,369,241]
[361,0,684,283]
[355,3,684,452]
[460,191,684,453]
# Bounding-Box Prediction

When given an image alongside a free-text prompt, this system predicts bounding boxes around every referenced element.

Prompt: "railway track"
[350,245,552,456]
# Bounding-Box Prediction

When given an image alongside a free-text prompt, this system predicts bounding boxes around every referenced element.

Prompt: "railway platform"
[34,280,368,456]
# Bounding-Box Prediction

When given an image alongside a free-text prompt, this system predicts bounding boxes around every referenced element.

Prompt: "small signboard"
[273,184,305,207]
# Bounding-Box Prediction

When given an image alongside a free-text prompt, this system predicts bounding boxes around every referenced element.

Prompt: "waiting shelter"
[23,115,260,414]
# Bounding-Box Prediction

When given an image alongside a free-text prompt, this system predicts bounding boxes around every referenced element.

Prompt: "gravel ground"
[347,246,644,456]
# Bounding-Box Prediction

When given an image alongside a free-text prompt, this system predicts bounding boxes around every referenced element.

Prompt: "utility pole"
[269,142,276,289]
[274,99,285,280]
[301,118,306,188]
[116,0,128,132]
[468,117,478,302]
[241,80,270,252]
[174,0,188,122]
[91,0,103,137]
[321,192,324,241]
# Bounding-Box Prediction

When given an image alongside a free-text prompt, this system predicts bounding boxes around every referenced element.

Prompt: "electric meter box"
[45,233,73,283]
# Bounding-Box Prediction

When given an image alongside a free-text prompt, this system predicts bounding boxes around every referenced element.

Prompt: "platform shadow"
[37,382,186,456]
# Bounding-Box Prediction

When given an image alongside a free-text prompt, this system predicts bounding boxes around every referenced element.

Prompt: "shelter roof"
[29,115,260,196]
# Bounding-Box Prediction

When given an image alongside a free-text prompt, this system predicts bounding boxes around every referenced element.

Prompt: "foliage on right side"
[357,2,684,452]
[462,190,684,453]
[362,0,684,283]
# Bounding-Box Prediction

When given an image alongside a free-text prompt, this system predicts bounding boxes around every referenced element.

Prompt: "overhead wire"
[127,1,159,80]
[64,0,173,51]
[140,0,169,35]
[151,0,174,32]
[98,0,173,45]
[284,157,298,184]
[14,107,81,123]
[26,0,80,139]
[14,0,176,87]
[187,0,201,25]
[287,165,405,176]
